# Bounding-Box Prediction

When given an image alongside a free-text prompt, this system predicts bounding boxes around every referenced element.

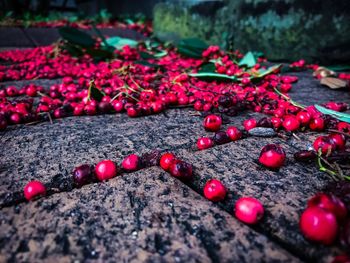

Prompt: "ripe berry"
[243,119,257,131]
[307,193,347,222]
[72,164,94,187]
[212,131,231,145]
[203,179,227,202]
[0,115,7,130]
[296,111,311,126]
[259,144,286,169]
[160,153,176,171]
[235,197,264,224]
[271,117,282,129]
[328,133,346,150]
[309,117,325,131]
[26,86,37,97]
[313,136,336,155]
[294,150,317,162]
[197,137,214,150]
[24,181,46,201]
[300,207,338,245]
[282,115,300,132]
[226,126,242,141]
[169,160,193,181]
[10,113,22,124]
[122,154,140,172]
[203,114,222,132]
[95,160,118,181]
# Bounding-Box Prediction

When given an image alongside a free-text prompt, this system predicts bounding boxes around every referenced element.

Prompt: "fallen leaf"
[320,77,348,89]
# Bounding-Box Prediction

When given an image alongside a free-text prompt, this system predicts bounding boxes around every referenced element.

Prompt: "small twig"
[46,112,53,125]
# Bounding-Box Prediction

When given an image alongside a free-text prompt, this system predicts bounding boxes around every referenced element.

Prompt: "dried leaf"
[313,66,336,78]
[320,77,348,89]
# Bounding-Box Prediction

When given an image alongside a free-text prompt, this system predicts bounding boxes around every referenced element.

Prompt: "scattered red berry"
[95,160,118,181]
[24,180,46,201]
[243,119,257,131]
[226,126,242,141]
[282,115,300,132]
[197,137,214,150]
[122,154,140,172]
[259,144,286,169]
[169,160,193,181]
[203,114,222,132]
[235,197,264,224]
[72,164,94,187]
[159,153,176,171]
[203,179,227,202]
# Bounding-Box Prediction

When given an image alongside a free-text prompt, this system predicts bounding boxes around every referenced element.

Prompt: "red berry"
[127,106,139,117]
[0,115,7,130]
[203,179,227,202]
[226,126,242,141]
[296,111,311,126]
[169,160,193,181]
[271,117,282,129]
[203,114,222,132]
[24,181,46,201]
[328,133,346,150]
[294,150,317,162]
[159,153,176,171]
[282,115,300,132]
[259,144,286,169]
[235,197,264,224]
[122,154,140,172]
[313,136,336,155]
[337,122,350,134]
[26,86,37,97]
[72,164,93,187]
[95,160,118,181]
[243,119,257,131]
[307,193,347,222]
[197,137,214,150]
[300,207,338,245]
[309,117,325,131]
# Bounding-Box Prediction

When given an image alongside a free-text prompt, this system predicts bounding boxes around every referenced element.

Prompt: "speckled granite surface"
[0,69,349,262]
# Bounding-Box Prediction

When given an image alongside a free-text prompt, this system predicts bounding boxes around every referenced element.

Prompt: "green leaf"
[140,51,156,59]
[252,64,281,78]
[315,105,350,123]
[177,38,209,58]
[198,63,216,73]
[189,72,237,81]
[238,51,257,68]
[85,48,114,62]
[326,65,350,72]
[103,36,138,50]
[88,81,105,102]
[58,27,95,47]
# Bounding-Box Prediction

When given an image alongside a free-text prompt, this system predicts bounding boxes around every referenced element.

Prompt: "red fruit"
[337,122,350,133]
[197,137,214,150]
[160,153,176,171]
[307,193,347,222]
[226,126,242,141]
[10,113,22,124]
[235,197,264,224]
[313,136,336,155]
[300,207,338,245]
[259,144,286,169]
[127,106,139,117]
[0,115,7,130]
[95,160,118,181]
[271,117,282,129]
[204,179,227,202]
[203,114,222,132]
[309,117,325,131]
[122,154,140,172]
[72,164,93,187]
[328,133,346,150]
[112,100,124,112]
[26,86,37,97]
[169,160,193,181]
[282,115,300,132]
[296,111,311,126]
[243,119,257,131]
[24,181,46,201]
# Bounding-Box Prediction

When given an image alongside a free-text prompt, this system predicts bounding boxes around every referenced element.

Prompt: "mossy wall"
[153,0,350,63]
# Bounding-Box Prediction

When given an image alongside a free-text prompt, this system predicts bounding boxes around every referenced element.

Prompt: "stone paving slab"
[0,167,299,263]
[0,28,34,47]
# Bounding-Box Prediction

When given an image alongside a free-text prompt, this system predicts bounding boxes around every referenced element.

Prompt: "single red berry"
[307,193,347,222]
[328,133,346,150]
[243,119,257,131]
[309,117,325,131]
[24,181,46,201]
[127,106,139,117]
[122,154,140,172]
[0,115,7,130]
[300,207,338,245]
[282,115,300,132]
[159,153,176,171]
[95,160,118,181]
[259,144,286,169]
[235,197,264,224]
[226,126,242,141]
[313,136,336,155]
[294,150,317,162]
[72,164,93,187]
[296,111,311,126]
[271,117,282,129]
[337,122,350,134]
[203,179,227,202]
[203,114,222,132]
[26,86,37,97]
[197,137,214,150]
[169,160,193,181]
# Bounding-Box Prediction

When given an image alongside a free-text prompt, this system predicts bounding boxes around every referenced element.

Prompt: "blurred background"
[0,0,349,63]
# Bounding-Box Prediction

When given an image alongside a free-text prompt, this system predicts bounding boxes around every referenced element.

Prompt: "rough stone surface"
[0,28,34,47]
[0,59,349,261]
[0,167,299,263]
[153,0,350,63]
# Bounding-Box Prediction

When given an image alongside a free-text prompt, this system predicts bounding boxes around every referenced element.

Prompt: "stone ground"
[0,28,350,263]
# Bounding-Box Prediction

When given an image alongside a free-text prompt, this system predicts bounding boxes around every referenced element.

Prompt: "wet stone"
[0,167,299,263]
